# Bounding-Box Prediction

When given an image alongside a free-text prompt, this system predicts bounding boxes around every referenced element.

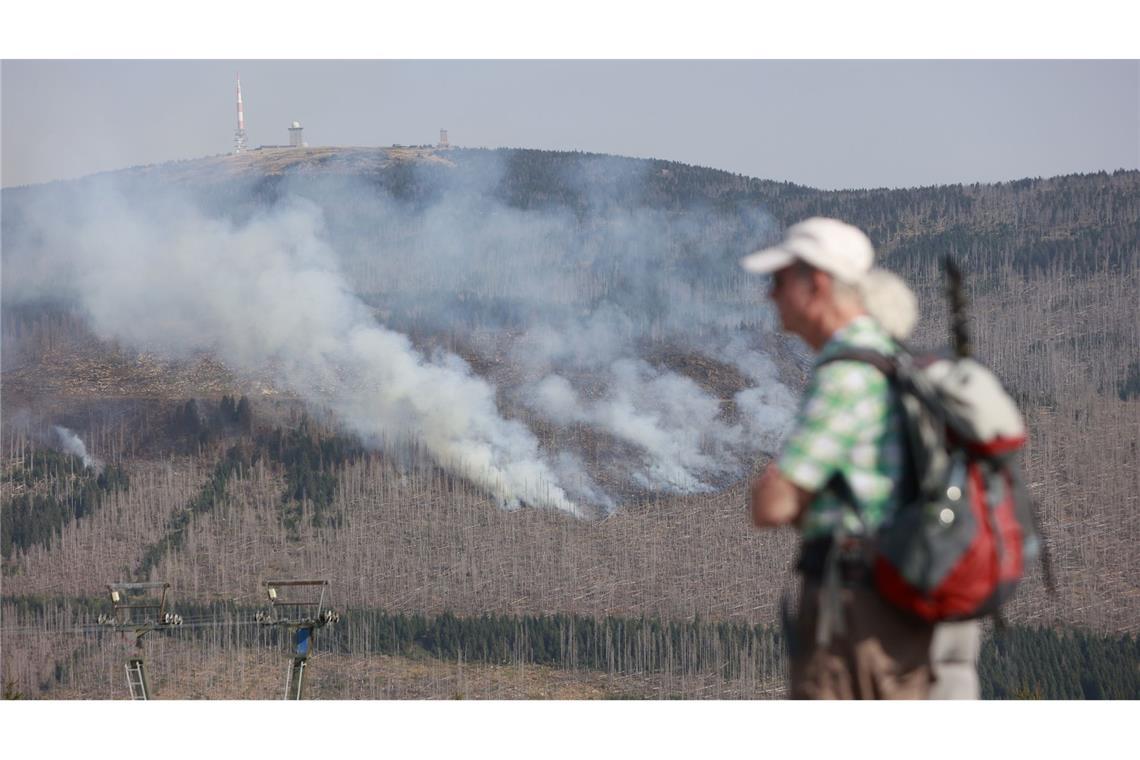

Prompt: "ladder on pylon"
[125,658,149,700]
[285,656,307,700]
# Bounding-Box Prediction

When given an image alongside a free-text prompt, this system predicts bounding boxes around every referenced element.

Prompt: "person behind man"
[740,217,936,699]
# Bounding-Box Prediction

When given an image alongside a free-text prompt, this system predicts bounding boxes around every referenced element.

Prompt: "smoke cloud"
[2,150,797,514]
[53,425,100,470]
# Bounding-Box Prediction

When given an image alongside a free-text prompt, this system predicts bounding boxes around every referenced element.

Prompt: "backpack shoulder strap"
[817,348,899,379]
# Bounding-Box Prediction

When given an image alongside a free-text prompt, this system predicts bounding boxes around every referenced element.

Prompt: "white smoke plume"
[53,425,100,471]
[8,184,576,513]
[2,151,797,514]
[521,337,795,493]
[710,332,798,452]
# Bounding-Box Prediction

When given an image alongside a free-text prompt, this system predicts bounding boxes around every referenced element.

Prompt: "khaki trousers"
[929,620,982,699]
[789,578,935,700]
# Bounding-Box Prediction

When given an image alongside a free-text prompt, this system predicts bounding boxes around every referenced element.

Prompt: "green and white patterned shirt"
[778,316,907,540]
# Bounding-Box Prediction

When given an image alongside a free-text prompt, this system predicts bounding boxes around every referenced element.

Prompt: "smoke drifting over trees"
[53,426,99,470]
[1,150,795,514]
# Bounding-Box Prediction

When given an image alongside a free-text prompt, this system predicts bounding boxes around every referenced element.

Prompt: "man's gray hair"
[856,269,918,341]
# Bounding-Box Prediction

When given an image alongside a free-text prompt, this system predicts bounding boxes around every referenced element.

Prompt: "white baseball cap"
[740,217,874,284]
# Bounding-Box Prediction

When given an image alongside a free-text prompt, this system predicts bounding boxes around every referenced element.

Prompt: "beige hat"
[740,217,874,284]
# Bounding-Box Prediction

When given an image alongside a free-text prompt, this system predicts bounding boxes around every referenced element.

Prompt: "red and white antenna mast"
[233,73,248,154]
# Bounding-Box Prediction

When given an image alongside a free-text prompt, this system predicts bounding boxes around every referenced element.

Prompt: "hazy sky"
[2,59,1137,190]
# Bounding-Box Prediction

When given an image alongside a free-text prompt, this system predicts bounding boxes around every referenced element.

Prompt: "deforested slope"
[2,148,1137,698]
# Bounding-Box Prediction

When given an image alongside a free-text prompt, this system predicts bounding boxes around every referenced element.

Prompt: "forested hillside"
[2,148,1136,698]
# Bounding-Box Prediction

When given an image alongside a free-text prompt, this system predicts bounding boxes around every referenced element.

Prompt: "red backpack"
[822,348,1044,622]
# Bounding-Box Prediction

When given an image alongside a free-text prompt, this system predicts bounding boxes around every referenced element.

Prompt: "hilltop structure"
[233,74,247,154]
[232,77,449,153]
[232,77,307,151]
[289,121,305,148]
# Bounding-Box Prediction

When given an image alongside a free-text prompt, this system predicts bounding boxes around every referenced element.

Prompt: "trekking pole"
[943,256,971,359]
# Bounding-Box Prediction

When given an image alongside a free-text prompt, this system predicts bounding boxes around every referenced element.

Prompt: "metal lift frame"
[259,579,338,700]
[102,581,182,700]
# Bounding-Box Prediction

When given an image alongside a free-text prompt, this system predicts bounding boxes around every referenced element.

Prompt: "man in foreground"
[741,217,935,699]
